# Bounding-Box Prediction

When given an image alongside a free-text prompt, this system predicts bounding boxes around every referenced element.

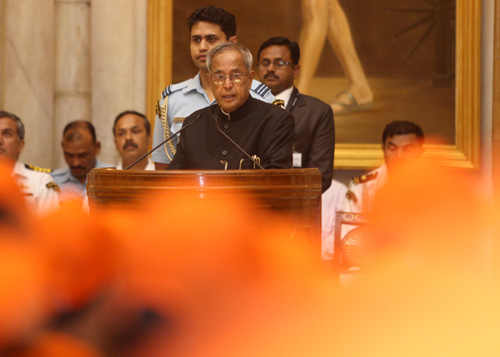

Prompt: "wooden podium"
[87,168,322,245]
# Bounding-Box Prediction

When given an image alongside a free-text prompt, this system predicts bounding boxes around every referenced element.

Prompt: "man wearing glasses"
[167,42,294,170]
[257,37,335,193]
[152,6,274,170]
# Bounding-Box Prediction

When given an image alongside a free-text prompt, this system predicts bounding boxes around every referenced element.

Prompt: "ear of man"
[293,64,301,79]
[19,140,25,153]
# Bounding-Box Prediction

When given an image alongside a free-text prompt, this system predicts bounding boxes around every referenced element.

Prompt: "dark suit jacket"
[286,87,335,193]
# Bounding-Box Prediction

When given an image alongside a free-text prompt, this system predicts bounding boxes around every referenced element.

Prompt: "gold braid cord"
[158,96,176,161]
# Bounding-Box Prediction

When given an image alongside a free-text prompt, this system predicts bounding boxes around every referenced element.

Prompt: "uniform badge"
[272,99,285,108]
[46,182,60,193]
[346,190,358,203]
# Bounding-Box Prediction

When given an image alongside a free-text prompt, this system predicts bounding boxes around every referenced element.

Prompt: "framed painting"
[146,0,480,170]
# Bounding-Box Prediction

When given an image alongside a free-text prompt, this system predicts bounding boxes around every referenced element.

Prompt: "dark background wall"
[170,0,456,184]
[172,0,451,81]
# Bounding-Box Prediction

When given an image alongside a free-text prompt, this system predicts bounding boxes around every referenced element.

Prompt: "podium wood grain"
[87,168,322,249]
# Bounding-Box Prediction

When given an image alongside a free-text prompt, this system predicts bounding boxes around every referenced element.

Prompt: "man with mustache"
[344,120,425,213]
[0,110,59,214]
[52,121,112,200]
[152,5,274,169]
[257,37,335,193]
[112,111,154,170]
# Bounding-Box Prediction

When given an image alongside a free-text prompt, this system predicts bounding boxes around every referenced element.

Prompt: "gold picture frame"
[146,0,481,170]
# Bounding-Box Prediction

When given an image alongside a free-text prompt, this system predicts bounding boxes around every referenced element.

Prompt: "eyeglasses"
[257,59,292,69]
[211,72,247,85]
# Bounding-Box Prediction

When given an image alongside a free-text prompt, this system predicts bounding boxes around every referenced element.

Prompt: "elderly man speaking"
[167,42,294,170]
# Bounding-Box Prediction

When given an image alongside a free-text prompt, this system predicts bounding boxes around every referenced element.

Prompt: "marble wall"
[0,0,147,169]
[54,0,91,168]
[2,0,55,168]
[0,0,4,108]
[91,0,147,167]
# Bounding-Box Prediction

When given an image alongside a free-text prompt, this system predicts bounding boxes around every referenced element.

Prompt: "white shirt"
[115,157,155,170]
[275,86,294,108]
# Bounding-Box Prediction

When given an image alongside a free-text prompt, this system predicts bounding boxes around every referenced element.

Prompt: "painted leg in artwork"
[296,0,329,94]
[326,0,373,115]
[297,0,373,115]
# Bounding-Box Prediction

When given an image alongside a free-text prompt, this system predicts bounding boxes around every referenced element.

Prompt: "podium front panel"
[87,168,321,249]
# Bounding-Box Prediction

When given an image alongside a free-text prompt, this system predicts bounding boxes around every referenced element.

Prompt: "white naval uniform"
[321,179,348,260]
[152,73,275,164]
[12,161,59,214]
[344,164,388,214]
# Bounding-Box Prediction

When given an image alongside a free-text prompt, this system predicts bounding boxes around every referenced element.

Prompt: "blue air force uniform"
[51,160,113,200]
[152,73,274,164]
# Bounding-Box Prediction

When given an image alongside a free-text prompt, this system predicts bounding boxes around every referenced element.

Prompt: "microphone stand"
[126,114,202,170]
[213,116,265,170]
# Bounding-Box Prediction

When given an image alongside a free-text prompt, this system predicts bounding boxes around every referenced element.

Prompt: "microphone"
[126,114,202,170]
[213,116,265,170]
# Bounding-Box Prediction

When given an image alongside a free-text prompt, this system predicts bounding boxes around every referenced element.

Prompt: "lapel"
[286,86,306,127]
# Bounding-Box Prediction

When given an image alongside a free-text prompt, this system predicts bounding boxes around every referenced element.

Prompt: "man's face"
[257,45,299,95]
[114,114,150,164]
[190,21,235,72]
[62,130,100,182]
[0,117,24,163]
[383,133,424,171]
[209,49,254,113]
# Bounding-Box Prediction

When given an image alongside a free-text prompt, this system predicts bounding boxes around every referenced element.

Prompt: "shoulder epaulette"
[161,79,191,99]
[253,82,272,98]
[352,171,378,185]
[25,163,53,173]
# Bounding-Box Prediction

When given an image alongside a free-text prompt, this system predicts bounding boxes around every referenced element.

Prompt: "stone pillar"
[3,0,55,168]
[91,0,147,165]
[0,0,5,109]
[54,0,91,168]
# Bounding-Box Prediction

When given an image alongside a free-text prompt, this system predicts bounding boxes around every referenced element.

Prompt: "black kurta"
[168,96,295,170]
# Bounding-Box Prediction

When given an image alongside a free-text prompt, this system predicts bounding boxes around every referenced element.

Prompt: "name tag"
[173,117,185,123]
[293,152,302,168]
